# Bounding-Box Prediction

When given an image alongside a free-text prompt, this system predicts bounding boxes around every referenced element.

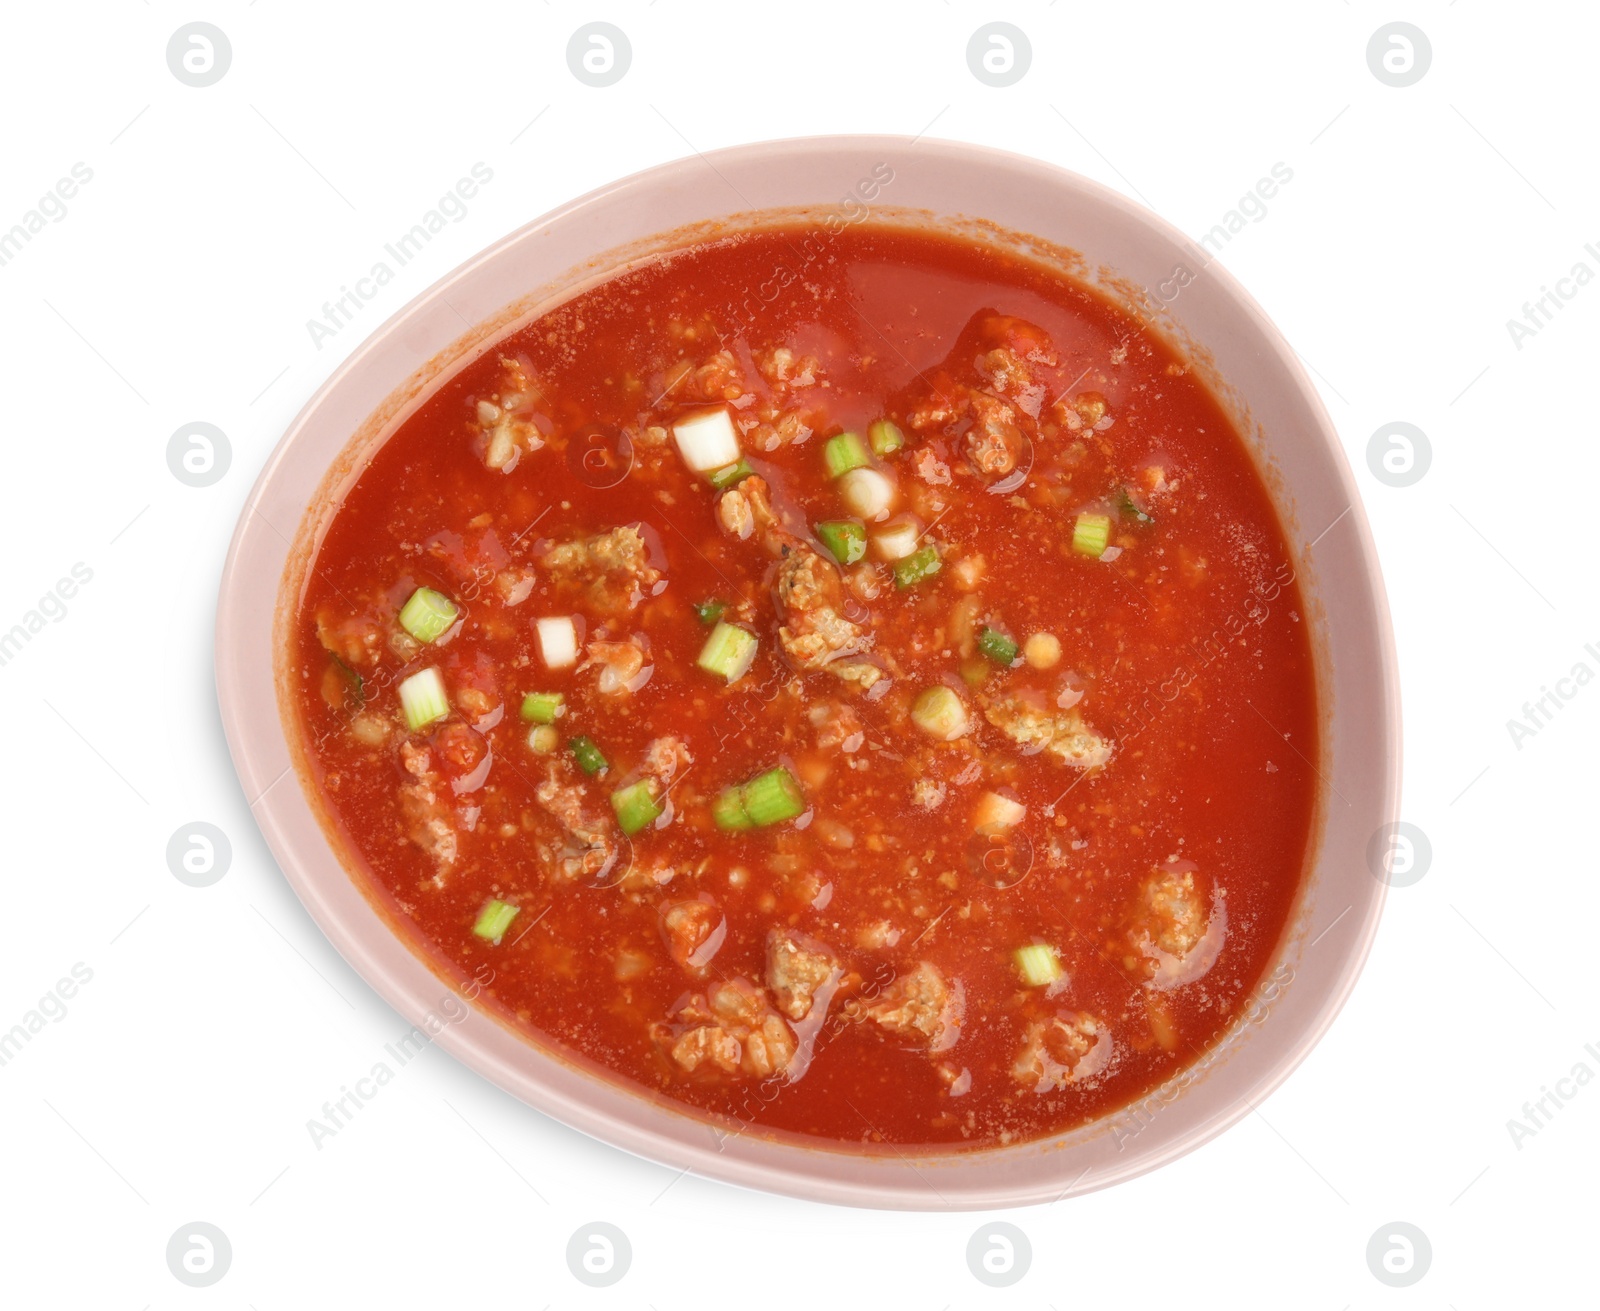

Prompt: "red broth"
[291,225,1318,1148]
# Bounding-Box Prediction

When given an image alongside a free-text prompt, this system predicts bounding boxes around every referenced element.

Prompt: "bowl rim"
[215,133,1401,1210]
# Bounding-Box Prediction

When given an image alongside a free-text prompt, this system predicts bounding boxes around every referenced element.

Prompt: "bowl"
[215,135,1400,1209]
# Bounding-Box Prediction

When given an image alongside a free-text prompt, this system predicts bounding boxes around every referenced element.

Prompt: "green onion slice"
[910,686,969,740]
[1014,943,1063,988]
[520,692,564,724]
[708,458,754,491]
[815,519,867,566]
[398,587,459,643]
[1117,487,1154,525]
[893,544,942,589]
[741,767,807,827]
[696,620,758,683]
[869,418,905,455]
[569,735,608,776]
[398,667,450,732]
[713,766,805,830]
[712,787,755,831]
[328,652,365,709]
[1073,512,1113,558]
[694,599,727,626]
[977,627,1019,666]
[822,431,871,479]
[611,780,665,836]
[473,898,520,943]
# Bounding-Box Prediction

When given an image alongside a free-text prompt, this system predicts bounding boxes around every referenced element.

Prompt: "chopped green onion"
[537,615,579,668]
[741,767,807,827]
[1014,943,1063,988]
[815,519,867,566]
[1117,487,1154,525]
[911,686,969,740]
[696,620,758,683]
[694,598,727,626]
[398,667,450,732]
[712,786,755,831]
[977,627,1019,666]
[527,724,558,753]
[708,458,753,491]
[714,766,805,830]
[473,898,520,943]
[893,544,942,589]
[1073,512,1113,558]
[869,418,904,456]
[839,466,895,519]
[569,735,608,776]
[328,653,365,709]
[520,692,564,724]
[822,431,871,479]
[872,521,920,561]
[398,587,459,643]
[611,780,665,836]
[960,660,991,688]
[673,408,741,472]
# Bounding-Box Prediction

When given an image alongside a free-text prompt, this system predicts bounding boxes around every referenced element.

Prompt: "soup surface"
[292,224,1318,1148]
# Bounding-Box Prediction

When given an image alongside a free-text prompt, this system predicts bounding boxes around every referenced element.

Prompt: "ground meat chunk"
[668,1024,742,1075]
[913,447,952,486]
[1124,861,1225,987]
[543,525,659,614]
[578,638,649,695]
[983,692,1112,769]
[831,660,885,691]
[1012,1013,1111,1091]
[963,392,1025,477]
[902,378,963,432]
[734,349,828,452]
[1136,864,1206,961]
[688,348,748,402]
[494,567,535,606]
[978,312,1058,362]
[775,545,871,671]
[477,401,543,472]
[860,961,963,1050]
[716,475,789,554]
[657,979,797,1078]
[476,357,546,471]
[899,312,1058,478]
[533,769,618,882]
[661,898,726,975]
[743,408,817,452]
[1077,392,1109,427]
[766,929,843,1021]
[972,316,1056,417]
[640,735,692,791]
[398,743,457,872]
[616,858,678,894]
[428,721,492,784]
[903,378,1025,477]
[316,607,385,669]
[808,701,864,752]
[975,348,1042,409]
[716,487,756,540]
[757,346,819,388]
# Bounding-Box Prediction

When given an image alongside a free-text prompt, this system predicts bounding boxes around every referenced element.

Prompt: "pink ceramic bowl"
[215,135,1400,1209]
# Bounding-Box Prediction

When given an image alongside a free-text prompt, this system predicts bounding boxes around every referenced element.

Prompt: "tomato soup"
[291,225,1318,1147]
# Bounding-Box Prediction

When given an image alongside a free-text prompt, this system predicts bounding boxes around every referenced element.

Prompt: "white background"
[1,2,1594,1305]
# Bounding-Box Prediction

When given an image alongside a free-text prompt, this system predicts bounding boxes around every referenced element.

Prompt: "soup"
[290,224,1318,1147]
